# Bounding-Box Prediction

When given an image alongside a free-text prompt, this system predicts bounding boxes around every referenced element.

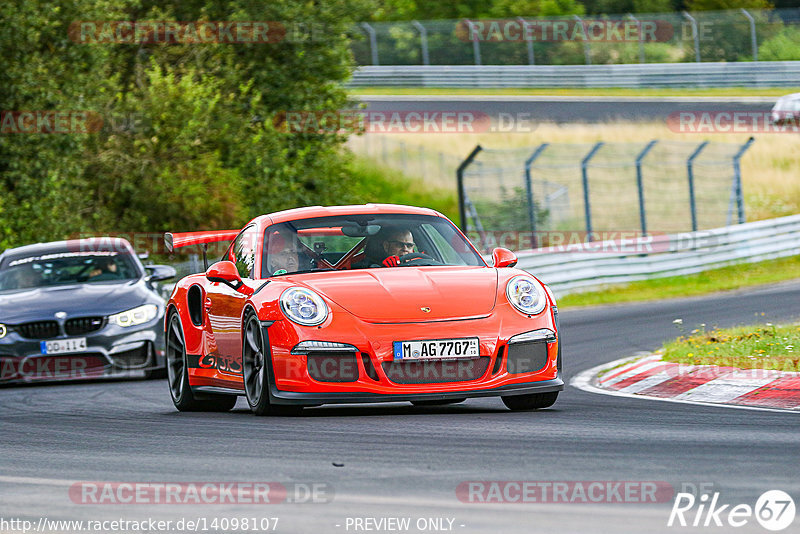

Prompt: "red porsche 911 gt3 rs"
[164,204,562,415]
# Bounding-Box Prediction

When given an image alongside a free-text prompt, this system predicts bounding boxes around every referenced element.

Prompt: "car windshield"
[261,214,485,277]
[0,251,140,291]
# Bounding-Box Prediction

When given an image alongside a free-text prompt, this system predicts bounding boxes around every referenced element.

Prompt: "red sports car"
[164,204,562,414]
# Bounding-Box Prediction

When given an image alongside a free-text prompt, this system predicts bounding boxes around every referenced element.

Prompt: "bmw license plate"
[393,337,479,361]
[40,338,87,355]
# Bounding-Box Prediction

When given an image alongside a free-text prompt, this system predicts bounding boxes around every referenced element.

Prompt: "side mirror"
[492,247,518,268]
[205,261,253,295]
[145,264,176,282]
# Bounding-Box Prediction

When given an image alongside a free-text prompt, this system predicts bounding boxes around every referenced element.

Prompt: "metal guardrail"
[349,61,800,88]
[516,214,800,295]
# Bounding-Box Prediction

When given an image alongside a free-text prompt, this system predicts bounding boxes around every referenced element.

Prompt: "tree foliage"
[1,0,375,249]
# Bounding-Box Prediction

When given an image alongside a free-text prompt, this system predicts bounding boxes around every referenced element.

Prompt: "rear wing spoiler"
[164,230,240,270]
[164,230,240,253]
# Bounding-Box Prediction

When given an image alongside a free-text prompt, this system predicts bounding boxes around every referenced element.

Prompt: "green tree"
[758,26,800,60]
[0,0,127,248]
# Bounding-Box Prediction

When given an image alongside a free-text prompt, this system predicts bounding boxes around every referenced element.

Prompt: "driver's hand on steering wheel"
[382,255,400,268]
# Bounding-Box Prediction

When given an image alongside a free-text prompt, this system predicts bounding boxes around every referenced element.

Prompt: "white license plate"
[393,337,479,361]
[40,338,87,355]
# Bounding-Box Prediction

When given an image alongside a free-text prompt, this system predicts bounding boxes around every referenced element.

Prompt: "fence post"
[518,17,535,65]
[360,22,379,66]
[457,145,483,231]
[635,140,658,236]
[524,143,549,248]
[582,142,604,241]
[740,9,758,61]
[682,11,701,63]
[464,19,482,65]
[686,141,708,232]
[411,20,430,65]
[574,15,592,65]
[627,13,646,64]
[732,137,755,224]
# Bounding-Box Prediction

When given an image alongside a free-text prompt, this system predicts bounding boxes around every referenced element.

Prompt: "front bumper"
[191,302,563,405]
[0,318,165,384]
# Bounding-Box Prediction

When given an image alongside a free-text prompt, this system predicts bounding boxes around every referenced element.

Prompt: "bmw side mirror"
[492,247,518,268]
[205,261,253,295]
[145,264,177,282]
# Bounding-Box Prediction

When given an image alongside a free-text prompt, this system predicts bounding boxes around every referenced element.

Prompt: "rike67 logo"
[668,490,795,531]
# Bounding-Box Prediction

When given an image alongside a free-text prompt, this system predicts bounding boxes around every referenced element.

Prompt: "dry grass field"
[360,121,800,222]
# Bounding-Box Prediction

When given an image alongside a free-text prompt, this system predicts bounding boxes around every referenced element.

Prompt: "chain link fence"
[456,140,754,252]
[347,135,463,188]
[352,8,800,66]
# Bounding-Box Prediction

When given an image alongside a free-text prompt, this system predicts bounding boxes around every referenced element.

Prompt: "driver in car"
[267,231,301,275]
[380,227,415,267]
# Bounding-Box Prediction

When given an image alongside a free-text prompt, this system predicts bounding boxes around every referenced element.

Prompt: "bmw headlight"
[506,275,547,316]
[0,324,6,339]
[108,304,159,327]
[280,287,329,326]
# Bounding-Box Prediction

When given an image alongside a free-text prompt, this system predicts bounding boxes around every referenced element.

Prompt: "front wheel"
[242,311,303,416]
[166,312,236,412]
[501,392,559,411]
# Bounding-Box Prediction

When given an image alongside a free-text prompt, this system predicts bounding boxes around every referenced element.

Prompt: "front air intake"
[307,352,360,382]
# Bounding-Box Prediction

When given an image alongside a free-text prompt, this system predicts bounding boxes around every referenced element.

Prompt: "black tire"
[411,398,467,406]
[501,392,559,411]
[241,310,303,416]
[166,312,236,412]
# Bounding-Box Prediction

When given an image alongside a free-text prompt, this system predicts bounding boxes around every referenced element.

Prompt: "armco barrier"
[516,214,800,295]
[349,61,800,88]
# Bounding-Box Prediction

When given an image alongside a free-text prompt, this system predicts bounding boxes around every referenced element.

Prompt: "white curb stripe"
[599,357,663,387]
[617,370,675,394]
[675,376,779,403]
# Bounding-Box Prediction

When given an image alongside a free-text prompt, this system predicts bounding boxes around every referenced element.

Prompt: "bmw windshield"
[0,251,140,292]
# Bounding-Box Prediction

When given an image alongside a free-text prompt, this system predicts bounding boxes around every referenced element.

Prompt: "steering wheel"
[398,252,441,266]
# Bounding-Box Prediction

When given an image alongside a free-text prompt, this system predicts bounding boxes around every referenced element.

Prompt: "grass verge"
[661,323,800,372]
[350,87,793,98]
[347,156,459,221]
[557,254,800,308]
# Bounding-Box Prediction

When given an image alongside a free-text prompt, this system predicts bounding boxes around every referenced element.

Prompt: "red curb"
[729,376,800,409]
[594,357,800,411]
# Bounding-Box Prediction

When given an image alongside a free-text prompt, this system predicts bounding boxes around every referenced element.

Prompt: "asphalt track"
[1,280,799,533]
[359,95,775,123]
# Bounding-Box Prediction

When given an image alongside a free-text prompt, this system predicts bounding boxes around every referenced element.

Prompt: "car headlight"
[108,304,159,327]
[280,287,329,326]
[0,324,6,339]
[506,275,547,316]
